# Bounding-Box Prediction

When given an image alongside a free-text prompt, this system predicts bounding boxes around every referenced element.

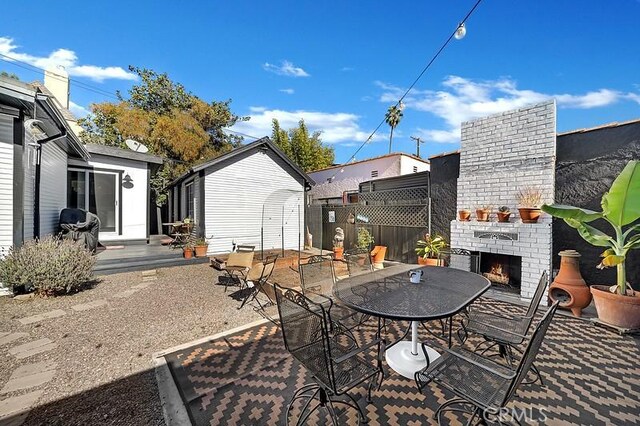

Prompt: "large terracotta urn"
[549,250,592,317]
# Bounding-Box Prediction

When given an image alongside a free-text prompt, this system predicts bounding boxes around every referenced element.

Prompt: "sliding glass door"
[68,169,119,234]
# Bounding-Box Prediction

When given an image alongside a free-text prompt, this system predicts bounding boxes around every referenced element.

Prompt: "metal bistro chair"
[458,271,549,385]
[416,302,560,426]
[239,255,278,310]
[343,248,374,277]
[299,255,367,332]
[275,285,385,425]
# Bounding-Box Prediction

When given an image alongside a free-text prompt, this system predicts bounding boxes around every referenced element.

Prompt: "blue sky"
[1,0,639,163]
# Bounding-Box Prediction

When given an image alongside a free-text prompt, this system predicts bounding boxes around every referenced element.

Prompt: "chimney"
[44,65,70,109]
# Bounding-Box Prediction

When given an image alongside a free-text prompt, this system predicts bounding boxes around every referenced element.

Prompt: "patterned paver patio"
[162,299,640,425]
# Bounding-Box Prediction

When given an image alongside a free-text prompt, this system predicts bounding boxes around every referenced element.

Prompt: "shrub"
[0,236,95,296]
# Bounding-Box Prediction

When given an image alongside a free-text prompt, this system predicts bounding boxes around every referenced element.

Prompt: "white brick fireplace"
[450,100,556,300]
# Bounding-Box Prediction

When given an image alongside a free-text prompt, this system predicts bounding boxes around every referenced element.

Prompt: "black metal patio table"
[333,264,490,379]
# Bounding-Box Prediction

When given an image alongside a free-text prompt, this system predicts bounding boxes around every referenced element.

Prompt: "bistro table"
[333,264,490,379]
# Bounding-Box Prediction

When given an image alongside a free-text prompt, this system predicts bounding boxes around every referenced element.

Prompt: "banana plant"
[542,160,640,295]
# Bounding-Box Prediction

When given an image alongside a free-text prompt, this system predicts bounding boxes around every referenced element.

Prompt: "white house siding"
[69,155,149,241]
[0,114,13,255]
[39,142,68,237]
[204,151,304,254]
[399,156,430,175]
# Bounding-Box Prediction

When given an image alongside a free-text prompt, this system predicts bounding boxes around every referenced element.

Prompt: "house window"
[371,170,378,178]
[185,181,195,221]
[413,166,418,173]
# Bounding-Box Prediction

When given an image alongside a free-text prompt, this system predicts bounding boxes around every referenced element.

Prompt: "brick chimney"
[43,65,69,109]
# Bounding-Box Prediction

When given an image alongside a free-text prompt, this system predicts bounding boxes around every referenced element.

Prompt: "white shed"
[168,138,313,255]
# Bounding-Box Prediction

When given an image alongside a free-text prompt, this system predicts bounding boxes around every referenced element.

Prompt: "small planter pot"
[333,247,344,260]
[591,285,640,329]
[194,245,208,257]
[497,212,511,223]
[458,210,471,221]
[418,256,443,266]
[183,247,194,259]
[475,209,490,222]
[518,208,542,223]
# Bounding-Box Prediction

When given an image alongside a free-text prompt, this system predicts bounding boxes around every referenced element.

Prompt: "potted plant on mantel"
[497,206,512,223]
[194,238,209,257]
[476,205,492,222]
[542,160,640,329]
[416,233,448,266]
[518,187,544,223]
[458,208,471,221]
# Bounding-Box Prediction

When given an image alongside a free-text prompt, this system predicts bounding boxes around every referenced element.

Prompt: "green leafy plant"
[542,160,640,295]
[415,234,448,259]
[0,236,95,296]
[195,238,208,246]
[356,227,374,250]
[498,206,511,213]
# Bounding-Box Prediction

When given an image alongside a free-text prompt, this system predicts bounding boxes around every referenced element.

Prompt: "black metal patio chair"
[299,255,369,331]
[457,270,549,385]
[275,284,385,425]
[416,301,559,426]
[342,248,374,277]
[238,255,278,310]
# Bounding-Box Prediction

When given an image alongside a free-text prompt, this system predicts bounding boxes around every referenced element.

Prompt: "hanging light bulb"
[454,23,466,40]
[399,101,405,111]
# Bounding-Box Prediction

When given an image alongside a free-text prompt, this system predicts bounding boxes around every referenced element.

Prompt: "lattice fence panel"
[322,206,355,223]
[359,186,429,205]
[356,205,428,228]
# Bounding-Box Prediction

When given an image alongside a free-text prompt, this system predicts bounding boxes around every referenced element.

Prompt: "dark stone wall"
[554,121,640,286]
[430,152,460,244]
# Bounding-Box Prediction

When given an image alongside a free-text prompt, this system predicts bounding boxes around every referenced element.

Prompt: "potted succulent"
[542,160,640,329]
[517,187,543,223]
[333,227,345,260]
[476,205,492,222]
[183,245,194,259]
[416,233,448,266]
[497,206,512,223]
[194,238,209,257]
[458,208,471,221]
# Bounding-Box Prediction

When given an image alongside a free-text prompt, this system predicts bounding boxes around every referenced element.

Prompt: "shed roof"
[169,137,314,187]
[84,144,163,164]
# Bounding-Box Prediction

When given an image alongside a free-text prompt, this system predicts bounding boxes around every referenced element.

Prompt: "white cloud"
[0,36,136,82]
[279,88,295,95]
[68,101,90,118]
[230,107,384,144]
[377,76,640,144]
[263,60,310,77]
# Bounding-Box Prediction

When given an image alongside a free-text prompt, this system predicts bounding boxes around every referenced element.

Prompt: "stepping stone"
[0,333,28,346]
[112,289,138,299]
[8,339,56,360]
[17,310,66,325]
[131,283,151,290]
[142,276,157,282]
[1,361,57,394]
[70,299,107,312]
[0,390,42,425]
[141,270,157,277]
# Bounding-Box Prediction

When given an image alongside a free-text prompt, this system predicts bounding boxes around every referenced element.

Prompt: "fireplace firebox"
[479,253,522,294]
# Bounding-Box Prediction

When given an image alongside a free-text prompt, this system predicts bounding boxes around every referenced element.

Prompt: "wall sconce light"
[122,173,134,189]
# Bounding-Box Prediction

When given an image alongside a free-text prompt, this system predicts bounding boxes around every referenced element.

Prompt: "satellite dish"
[125,139,149,153]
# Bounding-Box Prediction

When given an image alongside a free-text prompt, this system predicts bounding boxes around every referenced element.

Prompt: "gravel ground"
[0,263,273,425]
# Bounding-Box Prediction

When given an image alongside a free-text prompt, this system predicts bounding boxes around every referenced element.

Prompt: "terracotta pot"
[333,247,344,260]
[458,210,471,221]
[549,250,591,317]
[183,247,194,259]
[418,257,442,266]
[194,245,208,257]
[497,212,511,223]
[591,285,640,329]
[476,209,490,222]
[370,246,387,264]
[518,207,542,223]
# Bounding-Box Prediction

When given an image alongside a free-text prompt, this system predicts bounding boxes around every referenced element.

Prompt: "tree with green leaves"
[0,71,20,80]
[79,66,247,206]
[385,104,404,154]
[270,118,334,172]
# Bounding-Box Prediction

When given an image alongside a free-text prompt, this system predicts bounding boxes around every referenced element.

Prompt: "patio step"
[94,256,209,275]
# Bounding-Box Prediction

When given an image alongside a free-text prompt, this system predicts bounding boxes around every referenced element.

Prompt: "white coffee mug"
[409,269,423,284]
